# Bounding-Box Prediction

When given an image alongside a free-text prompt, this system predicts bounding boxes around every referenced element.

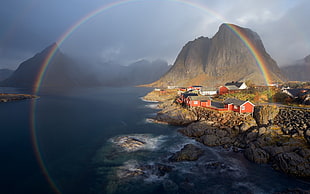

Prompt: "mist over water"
[0,86,309,193]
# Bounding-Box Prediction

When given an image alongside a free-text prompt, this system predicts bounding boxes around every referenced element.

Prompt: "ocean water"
[0,86,309,194]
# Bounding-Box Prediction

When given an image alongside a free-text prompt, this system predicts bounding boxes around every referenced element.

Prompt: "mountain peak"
[150,23,285,87]
[40,42,60,56]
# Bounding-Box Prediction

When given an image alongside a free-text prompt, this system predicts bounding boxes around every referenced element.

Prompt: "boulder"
[155,105,197,125]
[273,152,310,177]
[169,144,204,162]
[114,136,146,151]
[244,143,269,164]
[253,105,279,126]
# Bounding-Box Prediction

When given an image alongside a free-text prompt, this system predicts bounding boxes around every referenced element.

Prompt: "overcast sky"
[0,0,309,69]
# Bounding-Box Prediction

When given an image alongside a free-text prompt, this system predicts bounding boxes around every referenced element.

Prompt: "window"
[241,106,245,110]
[194,101,198,105]
[234,105,238,109]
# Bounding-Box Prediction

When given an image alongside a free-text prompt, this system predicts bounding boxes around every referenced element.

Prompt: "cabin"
[187,96,211,107]
[223,98,255,113]
[178,92,198,104]
[282,88,310,99]
[218,85,239,95]
[218,82,247,95]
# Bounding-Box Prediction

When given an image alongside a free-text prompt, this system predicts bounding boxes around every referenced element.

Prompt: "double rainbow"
[30,1,272,193]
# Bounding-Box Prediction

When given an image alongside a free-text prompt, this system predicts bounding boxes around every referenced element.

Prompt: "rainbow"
[33,0,227,94]
[224,23,271,85]
[30,0,273,193]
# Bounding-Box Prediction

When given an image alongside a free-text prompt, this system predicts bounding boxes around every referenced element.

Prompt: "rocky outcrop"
[274,108,310,139]
[176,106,310,177]
[169,144,204,162]
[179,121,239,147]
[113,136,146,152]
[155,104,197,125]
[150,23,285,87]
[253,105,279,126]
[0,93,37,102]
[147,87,310,178]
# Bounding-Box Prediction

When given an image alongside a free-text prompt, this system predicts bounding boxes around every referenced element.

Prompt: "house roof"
[284,89,310,98]
[224,85,240,90]
[223,98,254,106]
[201,87,217,91]
[182,92,198,98]
[225,82,244,88]
[188,96,211,101]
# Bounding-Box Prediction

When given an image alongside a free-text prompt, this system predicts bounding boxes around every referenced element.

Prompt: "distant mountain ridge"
[281,54,310,81]
[0,43,170,88]
[150,23,285,87]
[0,69,14,81]
[1,43,84,88]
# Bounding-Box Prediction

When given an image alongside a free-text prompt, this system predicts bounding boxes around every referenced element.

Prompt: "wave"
[110,134,167,152]
[139,97,159,103]
[145,104,160,109]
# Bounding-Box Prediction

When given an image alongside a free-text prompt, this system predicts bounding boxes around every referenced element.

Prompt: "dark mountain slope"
[150,23,285,87]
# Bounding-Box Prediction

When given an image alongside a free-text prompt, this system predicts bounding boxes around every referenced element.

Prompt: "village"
[154,81,310,114]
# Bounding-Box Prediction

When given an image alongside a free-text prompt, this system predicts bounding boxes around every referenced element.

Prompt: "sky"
[0,0,310,70]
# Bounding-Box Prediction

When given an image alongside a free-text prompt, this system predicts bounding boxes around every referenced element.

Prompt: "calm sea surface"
[0,86,309,194]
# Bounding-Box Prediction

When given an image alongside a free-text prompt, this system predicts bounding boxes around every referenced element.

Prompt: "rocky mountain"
[150,23,285,87]
[0,43,88,88]
[0,43,170,88]
[281,55,310,81]
[0,69,14,81]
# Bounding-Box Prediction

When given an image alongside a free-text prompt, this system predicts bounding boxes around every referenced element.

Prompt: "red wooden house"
[223,98,255,113]
[187,96,211,107]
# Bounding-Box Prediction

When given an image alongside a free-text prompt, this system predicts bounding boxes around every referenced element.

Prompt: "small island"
[0,93,38,103]
[143,84,310,179]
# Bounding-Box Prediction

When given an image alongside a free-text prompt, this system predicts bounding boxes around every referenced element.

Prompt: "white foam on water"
[140,97,159,103]
[145,104,160,109]
[144,174,167,183]
[110,134,168,152]
[144,118,168,125]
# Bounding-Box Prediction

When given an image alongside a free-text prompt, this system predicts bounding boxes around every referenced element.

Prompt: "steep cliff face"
[151,23,285,87]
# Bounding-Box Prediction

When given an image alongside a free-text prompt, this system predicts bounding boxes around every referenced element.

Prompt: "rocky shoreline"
[0,93,37,102]
[143,90,310,179]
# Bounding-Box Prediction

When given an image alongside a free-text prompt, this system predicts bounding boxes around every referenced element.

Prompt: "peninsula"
[0,93,37,103]
[143,88,310,178]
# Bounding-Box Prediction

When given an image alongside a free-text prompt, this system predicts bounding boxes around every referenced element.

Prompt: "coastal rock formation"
[253,105,279,126]
[155,104,197,125]
[146,89,310,177]
[179,122,239,147]
[0,93,37,102]
[274,108,310,141]
[243,132,310,177]
[113,136,146,152]
[150,23,285,87]
[169,144,204,162]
